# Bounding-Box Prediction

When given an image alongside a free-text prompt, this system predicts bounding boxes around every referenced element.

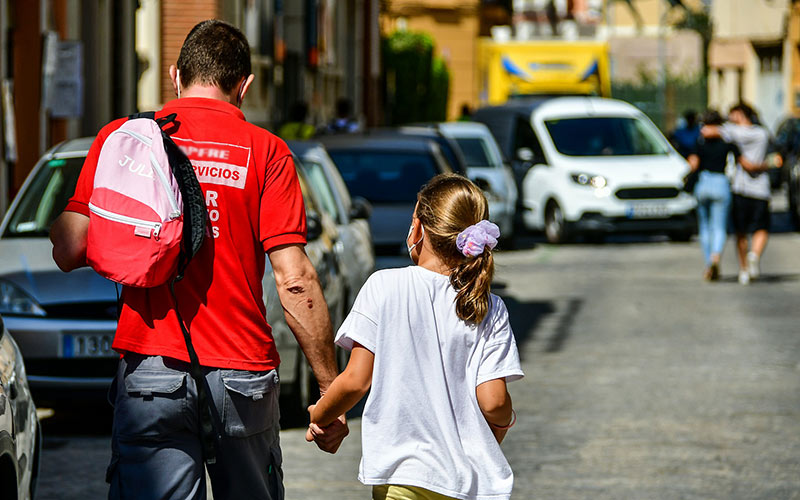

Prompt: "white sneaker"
[747,252,760,279]
[738,270,750,285]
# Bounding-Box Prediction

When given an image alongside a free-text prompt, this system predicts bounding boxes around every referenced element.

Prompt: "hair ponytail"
[416,174,497,324]
[451,250,494,324]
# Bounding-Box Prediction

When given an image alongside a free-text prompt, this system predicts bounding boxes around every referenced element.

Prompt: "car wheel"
[544,201,570,244]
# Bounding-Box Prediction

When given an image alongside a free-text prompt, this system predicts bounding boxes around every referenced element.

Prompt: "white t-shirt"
[335,266,524,500]
[720,123,771,200]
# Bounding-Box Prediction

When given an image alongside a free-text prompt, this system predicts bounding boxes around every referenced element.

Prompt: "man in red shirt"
[50,20,347,499]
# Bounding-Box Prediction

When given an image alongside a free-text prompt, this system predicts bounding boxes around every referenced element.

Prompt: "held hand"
[307,413,349,454]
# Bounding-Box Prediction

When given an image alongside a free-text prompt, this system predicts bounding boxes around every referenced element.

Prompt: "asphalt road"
[34,208,800,499]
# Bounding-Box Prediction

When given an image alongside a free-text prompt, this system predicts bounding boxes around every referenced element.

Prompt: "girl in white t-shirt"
[307,173,524,500]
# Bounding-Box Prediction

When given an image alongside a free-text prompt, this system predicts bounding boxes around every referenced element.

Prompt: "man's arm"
[269,243,348,453]
[268,243,339,393]
[50,212,89,272]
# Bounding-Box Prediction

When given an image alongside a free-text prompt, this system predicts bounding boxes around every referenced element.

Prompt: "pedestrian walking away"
[687,109,740,281]
[701,102,776,285]
[277,101,316,140]
[325,97,361,134]
[670,109,701,159]
[49,19,348,500]
[306,174,524,500]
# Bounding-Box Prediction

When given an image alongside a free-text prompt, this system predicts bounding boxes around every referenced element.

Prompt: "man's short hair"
[177,20,251,94]
[730,102,755,123]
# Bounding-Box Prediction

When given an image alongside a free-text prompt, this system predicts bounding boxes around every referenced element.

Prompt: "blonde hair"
[416,174,495,324]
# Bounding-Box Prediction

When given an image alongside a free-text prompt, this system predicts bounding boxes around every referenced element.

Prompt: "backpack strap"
[128,111,179,135]
[128,111,156,121]
[170,278,218,465]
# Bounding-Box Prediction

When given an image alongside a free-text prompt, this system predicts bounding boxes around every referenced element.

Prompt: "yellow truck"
[477,39,611,105]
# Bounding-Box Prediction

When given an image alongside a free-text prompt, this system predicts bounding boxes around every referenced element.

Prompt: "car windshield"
[544,116,670,156]
[4,156,84,237]
[454,138,493,167]
[328,151,438,203]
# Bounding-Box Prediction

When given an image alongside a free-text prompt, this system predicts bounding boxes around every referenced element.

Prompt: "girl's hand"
[305,404,317,443]
[306,415,349,453]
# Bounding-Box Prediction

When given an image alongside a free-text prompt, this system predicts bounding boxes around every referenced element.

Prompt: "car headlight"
[571,173,607,189]
[0,279,46,317]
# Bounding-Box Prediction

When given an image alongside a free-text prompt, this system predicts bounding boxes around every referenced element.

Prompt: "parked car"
[436,122,518,240]
[0,315,40,500]
[365,127,469,175]
[319,135,453,254]
[0,137,345,415]
[287,140,375,312]
[774,116,800,228]
[474,97,696,243]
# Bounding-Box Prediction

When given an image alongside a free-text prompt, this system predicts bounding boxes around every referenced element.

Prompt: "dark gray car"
[319,135,453,255]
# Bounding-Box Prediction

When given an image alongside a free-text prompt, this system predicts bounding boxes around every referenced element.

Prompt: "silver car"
[437,122,518,241]
[0,315,40,500]
[0,138,345,415]
[288,141,375,312]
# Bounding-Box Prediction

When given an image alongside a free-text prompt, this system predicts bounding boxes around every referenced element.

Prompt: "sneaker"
[747,252,760,279]
[738,270,750,285]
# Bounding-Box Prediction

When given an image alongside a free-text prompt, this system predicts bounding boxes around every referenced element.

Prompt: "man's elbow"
[276,264,320,296]
[52,245,84,272]
[50,234,86,272]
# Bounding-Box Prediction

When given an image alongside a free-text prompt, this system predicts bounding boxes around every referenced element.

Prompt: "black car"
[319,135,453,254]
[774,117,800,228]
[365,126,469,175]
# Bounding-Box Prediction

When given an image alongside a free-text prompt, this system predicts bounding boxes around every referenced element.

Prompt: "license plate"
[62,333,116,358]
[626,204,670,219]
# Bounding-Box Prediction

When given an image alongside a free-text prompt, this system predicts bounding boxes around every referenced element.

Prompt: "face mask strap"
[237,81,246,108]
[176,69,181,98]
[407,224,425,256]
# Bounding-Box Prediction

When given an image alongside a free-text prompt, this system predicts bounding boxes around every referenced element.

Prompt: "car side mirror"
[349,196,372,220]
[306,212,323,241]
[516,147,534,162]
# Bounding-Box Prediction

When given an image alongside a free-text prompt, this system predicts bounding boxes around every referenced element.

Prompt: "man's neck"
[180,85,236,105]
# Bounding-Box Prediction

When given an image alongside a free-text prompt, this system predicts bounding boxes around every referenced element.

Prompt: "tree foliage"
[382,31,451,125]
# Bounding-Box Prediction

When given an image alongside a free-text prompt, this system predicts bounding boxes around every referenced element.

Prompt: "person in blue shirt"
[671,109,701,158]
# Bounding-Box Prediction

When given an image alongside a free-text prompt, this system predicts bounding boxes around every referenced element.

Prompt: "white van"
[475,97,696,243]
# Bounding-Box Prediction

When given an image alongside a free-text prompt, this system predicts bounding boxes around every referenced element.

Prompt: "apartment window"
[755,44,783,74]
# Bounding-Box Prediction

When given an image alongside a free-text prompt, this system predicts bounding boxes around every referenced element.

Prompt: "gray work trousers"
[106,353,284,500]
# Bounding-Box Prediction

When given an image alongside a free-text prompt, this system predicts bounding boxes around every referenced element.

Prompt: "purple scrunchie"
[456,220,501,257]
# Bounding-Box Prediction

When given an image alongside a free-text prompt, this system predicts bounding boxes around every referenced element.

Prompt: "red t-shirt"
[66,97,307,371]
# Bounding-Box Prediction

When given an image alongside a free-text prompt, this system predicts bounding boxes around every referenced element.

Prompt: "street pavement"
[35,208,800,499]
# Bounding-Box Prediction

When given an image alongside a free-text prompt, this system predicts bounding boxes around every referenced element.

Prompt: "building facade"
[0,0,381,217]
[708,0,792,131]
[138,0,381,131]
[381,0,482,120]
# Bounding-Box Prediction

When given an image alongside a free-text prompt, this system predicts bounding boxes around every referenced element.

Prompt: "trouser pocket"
[116,367,189,439]
[220,369,279,438]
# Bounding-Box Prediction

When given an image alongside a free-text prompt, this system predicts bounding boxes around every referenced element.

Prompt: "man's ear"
[169,65,180,97]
